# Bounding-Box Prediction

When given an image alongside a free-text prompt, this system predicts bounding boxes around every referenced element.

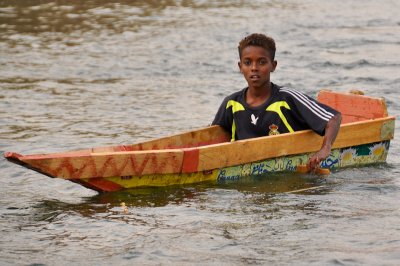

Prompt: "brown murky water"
[1,1,399,265]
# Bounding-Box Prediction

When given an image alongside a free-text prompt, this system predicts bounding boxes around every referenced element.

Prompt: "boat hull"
[71,140,391,192]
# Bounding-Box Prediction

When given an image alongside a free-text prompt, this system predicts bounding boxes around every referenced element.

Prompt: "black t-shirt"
[212,83,339,141]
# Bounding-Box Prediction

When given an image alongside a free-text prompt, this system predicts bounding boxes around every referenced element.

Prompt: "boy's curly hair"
[238,33,276,61]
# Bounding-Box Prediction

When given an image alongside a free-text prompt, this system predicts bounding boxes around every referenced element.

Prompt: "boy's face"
[238,45,277,89]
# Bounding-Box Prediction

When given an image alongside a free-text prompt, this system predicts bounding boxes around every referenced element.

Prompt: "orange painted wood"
[181,148,200,173]
[317,90,388,124]
[20,149,184,179]
[13,126,229,164]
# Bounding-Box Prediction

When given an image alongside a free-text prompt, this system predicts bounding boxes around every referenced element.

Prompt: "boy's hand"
[307,113,341,172]
[307,145,331,172]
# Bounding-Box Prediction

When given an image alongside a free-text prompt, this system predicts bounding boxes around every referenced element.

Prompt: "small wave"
[308,59,399,71]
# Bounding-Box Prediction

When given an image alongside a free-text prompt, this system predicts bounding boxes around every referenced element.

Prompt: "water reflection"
[93,185,202,208]
[24,173,331,223]
[218,172,329,193]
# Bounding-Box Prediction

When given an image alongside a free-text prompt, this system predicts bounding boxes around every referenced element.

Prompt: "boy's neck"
[246,82,273,107]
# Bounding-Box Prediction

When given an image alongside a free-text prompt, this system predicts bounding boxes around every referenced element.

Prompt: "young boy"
[212,33,342,171]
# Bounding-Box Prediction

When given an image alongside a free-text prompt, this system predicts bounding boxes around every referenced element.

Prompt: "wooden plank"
[20,149,184,179]
[192,116,395,172]
[103,171,219,189]
[317,90,388,123]
[9,126,229,159]
[92,125,230,152]
[130,125,230,150]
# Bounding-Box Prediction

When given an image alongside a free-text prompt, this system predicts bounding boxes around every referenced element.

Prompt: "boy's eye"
[259,59,267,65]
[243,60,251,66]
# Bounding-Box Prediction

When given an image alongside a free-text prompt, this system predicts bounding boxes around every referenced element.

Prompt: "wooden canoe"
[4,90,395,192]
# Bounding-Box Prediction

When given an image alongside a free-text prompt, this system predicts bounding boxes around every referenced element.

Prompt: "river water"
[1,1,399,265]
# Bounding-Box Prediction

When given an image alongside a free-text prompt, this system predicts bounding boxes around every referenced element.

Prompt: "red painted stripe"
[85,178,123,192]
[181,148,200,173]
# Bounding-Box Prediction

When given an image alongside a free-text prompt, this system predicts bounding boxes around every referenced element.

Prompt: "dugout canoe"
[4,90,395,192]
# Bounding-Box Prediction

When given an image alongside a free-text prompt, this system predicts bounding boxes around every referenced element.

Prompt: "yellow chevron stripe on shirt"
[226,100,245,141]
[266,101,294,132]
[226,100,245,113]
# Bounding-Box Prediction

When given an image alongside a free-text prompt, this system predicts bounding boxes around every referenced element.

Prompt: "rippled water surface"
[1,1,399,265]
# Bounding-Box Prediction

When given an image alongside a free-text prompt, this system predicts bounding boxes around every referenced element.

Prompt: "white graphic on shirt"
[251,114,259,125]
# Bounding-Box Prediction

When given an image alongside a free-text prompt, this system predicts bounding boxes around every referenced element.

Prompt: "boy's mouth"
[250,75,261,80]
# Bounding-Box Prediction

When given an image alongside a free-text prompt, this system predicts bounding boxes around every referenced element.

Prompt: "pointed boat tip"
[4,152,22,160]
[4,152,30,168]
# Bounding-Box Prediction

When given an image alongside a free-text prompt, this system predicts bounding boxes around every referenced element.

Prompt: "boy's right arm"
[307,113,342,171]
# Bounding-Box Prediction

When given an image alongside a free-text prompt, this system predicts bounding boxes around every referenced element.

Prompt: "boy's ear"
[238,61,242,72]
[271,60,278,72]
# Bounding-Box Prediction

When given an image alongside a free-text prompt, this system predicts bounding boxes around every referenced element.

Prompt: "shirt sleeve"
[285,89,339,136]
[212,98,233,133]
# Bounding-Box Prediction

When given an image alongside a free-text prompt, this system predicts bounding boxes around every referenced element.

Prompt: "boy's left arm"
[307,113,342,171]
